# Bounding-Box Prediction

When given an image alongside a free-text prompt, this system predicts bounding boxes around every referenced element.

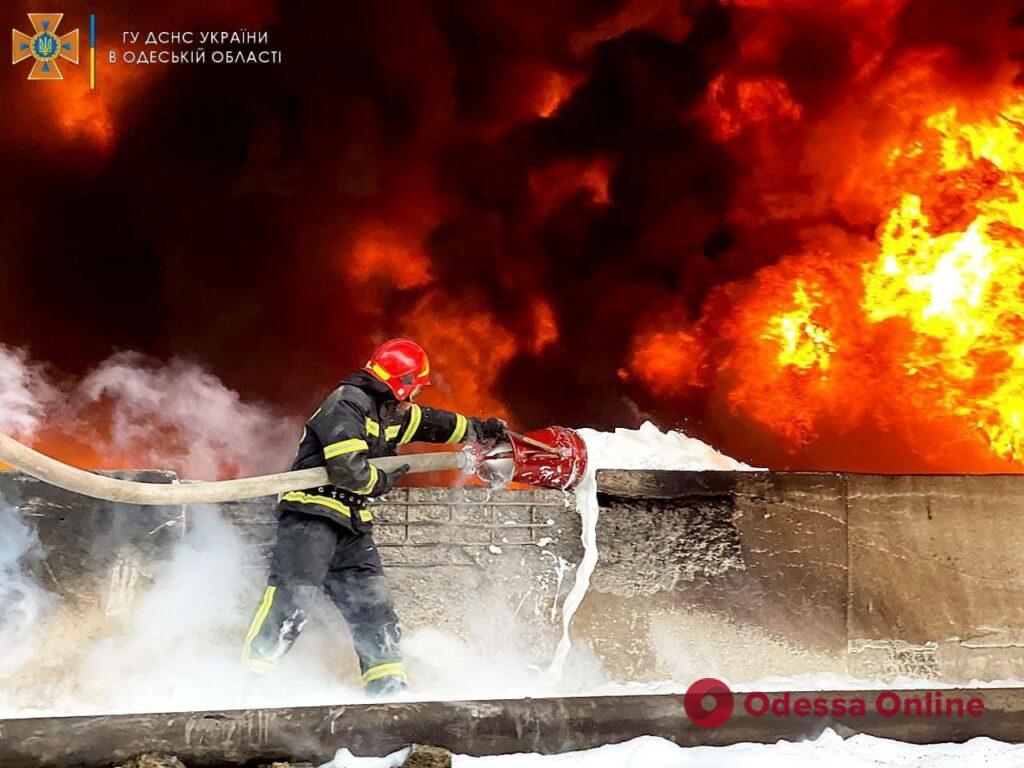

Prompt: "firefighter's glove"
[372,464,411,497]
[474,417,509,440]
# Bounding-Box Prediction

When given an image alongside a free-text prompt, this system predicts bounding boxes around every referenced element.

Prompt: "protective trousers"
[241,509,405,691]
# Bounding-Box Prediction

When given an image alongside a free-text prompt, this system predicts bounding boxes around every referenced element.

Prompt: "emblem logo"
[12,13,79,80]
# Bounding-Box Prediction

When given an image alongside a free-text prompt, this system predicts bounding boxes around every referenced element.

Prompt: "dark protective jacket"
[278,370,482,530]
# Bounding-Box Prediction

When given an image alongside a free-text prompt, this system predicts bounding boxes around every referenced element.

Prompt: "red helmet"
[365,338,432,400]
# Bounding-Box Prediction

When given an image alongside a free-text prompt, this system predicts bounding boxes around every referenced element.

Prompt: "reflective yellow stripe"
[324,438,368,459]
[354,465,378,495]
[365,418,380,437]
[241,586,276,663]
[385,424,401,440]
[359,508,373,523]
[369,362,391,380]
[446,413,468,444]
[362,661,407,685]
[399,404,422,445]
[245,657,278,676]
[282,491,352,518]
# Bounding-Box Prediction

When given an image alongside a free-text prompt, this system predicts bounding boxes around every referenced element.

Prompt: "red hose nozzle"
[476,426,587,491]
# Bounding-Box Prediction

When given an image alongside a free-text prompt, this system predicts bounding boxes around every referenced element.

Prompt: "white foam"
[549,422,755,675]
[323,746,411,768]
[452,730,1024,767]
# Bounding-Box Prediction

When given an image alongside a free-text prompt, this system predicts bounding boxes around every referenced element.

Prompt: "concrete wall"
[4,470,184,616]
[846,474,1024,681]
[596,470,1024,683]
[8,468,1024,684]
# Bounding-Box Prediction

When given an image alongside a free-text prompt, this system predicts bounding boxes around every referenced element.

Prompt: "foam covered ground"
[327,730,1024,768]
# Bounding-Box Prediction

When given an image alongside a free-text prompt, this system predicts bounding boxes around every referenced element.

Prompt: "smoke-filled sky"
[3,0,1024,471]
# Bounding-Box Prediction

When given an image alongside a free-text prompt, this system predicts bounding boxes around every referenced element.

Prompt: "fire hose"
[0,426,588,505]
[0,430,471,505]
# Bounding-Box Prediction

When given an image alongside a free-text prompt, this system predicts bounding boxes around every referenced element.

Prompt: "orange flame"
[628,323,705,397]
[703,73,802,142]
[347,223,433,293]
[631,88,1024,468]
[535,71,578,118]
[763,281,835,372]
[529,299,559,354]
[862,99,1024,462]
[401,291,516,419]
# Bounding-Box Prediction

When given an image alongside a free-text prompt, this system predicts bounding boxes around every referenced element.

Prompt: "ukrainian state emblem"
[12,13,79,80]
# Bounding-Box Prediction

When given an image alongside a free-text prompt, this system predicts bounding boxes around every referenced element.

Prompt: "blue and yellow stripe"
[89,14,95,90]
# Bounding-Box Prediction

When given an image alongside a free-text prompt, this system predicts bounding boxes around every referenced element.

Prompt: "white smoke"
[60,508,257,714]
[0,346,62,438]
[0,345,333,716]
[0,503,368,717]
[79,352,297,479]
[0,344,298,479]
[0,512,52,679]
[0,506,54,683]
[0,504,601,716]
[42,509,355,716]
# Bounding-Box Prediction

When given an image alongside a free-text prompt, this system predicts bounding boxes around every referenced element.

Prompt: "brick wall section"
[373,487,572,566]
[215,487,574,566]
[215,487,582,651]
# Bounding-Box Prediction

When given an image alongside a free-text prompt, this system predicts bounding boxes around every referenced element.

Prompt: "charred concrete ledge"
[1,689,1021,767]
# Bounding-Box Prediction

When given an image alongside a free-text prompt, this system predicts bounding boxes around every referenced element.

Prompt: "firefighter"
[241,338,507,695]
